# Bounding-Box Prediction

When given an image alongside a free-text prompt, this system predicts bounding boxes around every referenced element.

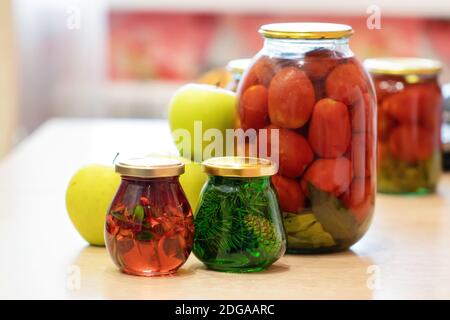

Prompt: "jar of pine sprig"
[193,156,286,273]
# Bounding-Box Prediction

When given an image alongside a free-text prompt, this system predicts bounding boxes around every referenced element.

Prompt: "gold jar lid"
[226,58,251,75]
[364,57,442,76]
[259,22,353,40]
[115,157,185,178]
[202,157,277,177]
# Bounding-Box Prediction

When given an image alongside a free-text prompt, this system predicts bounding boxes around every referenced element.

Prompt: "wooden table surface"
[0,118,449,300]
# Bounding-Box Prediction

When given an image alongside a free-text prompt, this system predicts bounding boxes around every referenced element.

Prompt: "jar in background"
[105,157,194,276]
[365,58,443,194]
[226,58,251,92]
[193,157,286,272]
[237,23,376,253]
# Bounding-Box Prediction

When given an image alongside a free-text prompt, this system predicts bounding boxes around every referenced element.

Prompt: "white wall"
[0,0,18,158]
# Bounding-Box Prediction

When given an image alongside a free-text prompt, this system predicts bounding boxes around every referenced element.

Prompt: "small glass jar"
[193,157,286,272]
[236,23,376,253]
[365,58,443,194]
[226,58,251,92]
[105,157,194,276]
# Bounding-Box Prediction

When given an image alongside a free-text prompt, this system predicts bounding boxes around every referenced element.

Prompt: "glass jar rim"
[115,157,185,178]
[226,58,251,75]
[364,57,442,76]
[259,22,353,40]
[202,156,277,177]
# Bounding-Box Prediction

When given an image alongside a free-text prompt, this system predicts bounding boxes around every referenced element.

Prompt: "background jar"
[105,157,194,277]
[365,58,443,194]
[236,23,377,253]
[193,157,286,272]
[226,58,251,92]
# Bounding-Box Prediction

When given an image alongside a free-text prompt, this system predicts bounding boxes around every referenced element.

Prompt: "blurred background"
[1,0,449,159]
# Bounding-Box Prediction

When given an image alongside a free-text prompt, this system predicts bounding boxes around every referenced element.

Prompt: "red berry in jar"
[105,158,193,277]
[308,98,351,158]
[268,66,315,129]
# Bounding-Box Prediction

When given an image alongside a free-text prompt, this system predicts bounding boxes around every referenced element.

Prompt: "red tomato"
[341,178,374,223]
[377,102,396,143]
[265,125,314,178]
[308,98,351,158]
[418,82,442,131]
[350,133,373,178]
[271,174,305,213]
[377,142,389,165]
[325,62,367,105]
[382,87,421,124]
[268,66,315,129]
[301,157,353,197]
[239,85,269,130]
[304,48,342,81]
[351,93,373,133]
[240,56,276,90]
[388,125,434,163]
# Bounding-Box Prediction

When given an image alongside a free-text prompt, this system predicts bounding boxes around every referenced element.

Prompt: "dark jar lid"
[202,156,277,178]
[115,157,185,178]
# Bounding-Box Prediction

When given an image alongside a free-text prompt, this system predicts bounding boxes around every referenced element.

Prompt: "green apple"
[178,157,207,213]
[66,164,121,246]
[168,83,236,161]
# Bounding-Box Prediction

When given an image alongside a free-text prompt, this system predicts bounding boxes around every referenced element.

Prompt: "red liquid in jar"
[105,177,194,276]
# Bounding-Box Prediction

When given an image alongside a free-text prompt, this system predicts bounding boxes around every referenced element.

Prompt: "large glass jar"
[236,23,376,253]
[105,157,194,276]
[364,58,443,194]
[193,157,286,272]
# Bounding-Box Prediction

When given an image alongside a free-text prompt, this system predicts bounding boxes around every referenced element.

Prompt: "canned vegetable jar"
[105,157,194,276]
[226,58,251,92]
[365,58,443,194]
[237,23,376,253]
[193,157,286,272]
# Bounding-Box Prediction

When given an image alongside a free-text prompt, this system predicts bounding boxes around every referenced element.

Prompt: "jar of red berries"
[236,23,376,253]
[105,157,194,276]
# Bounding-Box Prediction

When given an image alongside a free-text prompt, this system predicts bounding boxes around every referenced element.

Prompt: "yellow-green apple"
[66,164,121,246]
[168,84,236,161]
[178,157,207,213]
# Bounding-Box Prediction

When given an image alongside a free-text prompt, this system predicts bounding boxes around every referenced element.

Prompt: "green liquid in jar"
[193,176,286,272]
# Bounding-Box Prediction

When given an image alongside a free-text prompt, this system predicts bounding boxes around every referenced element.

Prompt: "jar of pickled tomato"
[193,157,286,272]
[105,157,194,276]
[364,58,443,194]
[236,23,376,253]
[226,58,251,92]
